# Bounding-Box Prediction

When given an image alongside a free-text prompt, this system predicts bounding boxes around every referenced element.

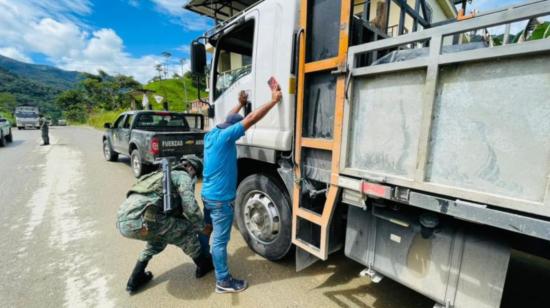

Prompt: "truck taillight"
[150,137,160,155]
[362,182,392,199]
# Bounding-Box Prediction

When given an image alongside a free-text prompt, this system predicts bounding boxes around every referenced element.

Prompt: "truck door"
[251,0,297,151]
[119,114,134,154]
[211,11,258,144]
[111,114,126,152]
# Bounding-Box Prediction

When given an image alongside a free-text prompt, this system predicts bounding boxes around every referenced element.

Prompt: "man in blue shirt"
[202,84,282,293]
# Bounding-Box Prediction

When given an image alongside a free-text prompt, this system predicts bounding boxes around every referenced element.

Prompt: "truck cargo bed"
[342,1,550,218]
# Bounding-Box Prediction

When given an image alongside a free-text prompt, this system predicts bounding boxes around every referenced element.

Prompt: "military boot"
[193,253,214,278]
[126,260,153,293]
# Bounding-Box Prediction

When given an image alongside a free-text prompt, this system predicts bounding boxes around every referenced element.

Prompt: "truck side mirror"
[191,41,206,76]
[104,123,111,129]
[208,105,215,118]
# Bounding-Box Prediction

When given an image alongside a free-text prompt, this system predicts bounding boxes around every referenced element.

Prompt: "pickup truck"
[102,111,205,177]
[0,116,13,147]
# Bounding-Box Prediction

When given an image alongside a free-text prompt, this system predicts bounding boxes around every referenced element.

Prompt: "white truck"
[186,0,550,307]
[14,105,40,129]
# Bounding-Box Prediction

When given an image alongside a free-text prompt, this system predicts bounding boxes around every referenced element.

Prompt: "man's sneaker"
[215,276,248,293]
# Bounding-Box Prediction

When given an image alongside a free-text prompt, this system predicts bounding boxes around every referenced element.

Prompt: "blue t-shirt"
[201,122,246,202]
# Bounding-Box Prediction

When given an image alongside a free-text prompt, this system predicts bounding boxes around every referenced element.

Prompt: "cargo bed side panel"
[426,55,550,203]
[346,55,550,216]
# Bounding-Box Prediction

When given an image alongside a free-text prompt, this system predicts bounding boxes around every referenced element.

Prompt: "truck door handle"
[245,102,252,116]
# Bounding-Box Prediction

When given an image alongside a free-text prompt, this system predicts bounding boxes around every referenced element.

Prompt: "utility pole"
[161,51,172,110]
[180,58,189,110]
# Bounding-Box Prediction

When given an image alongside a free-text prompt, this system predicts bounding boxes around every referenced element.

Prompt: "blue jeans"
[202,199,234,282]
[198,206,212,255]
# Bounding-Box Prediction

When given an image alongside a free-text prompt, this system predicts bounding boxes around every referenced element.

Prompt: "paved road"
[0,126,548,308]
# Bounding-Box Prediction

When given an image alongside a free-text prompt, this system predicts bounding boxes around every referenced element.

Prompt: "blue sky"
[0,0,533,83]
[0,0,212,83]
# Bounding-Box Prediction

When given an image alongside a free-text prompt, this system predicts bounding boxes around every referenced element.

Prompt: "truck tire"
[103,139,118,161]
[6,129,13,143]
[0,132,5,147]
[131,149,145,178]
[235,174,293,261]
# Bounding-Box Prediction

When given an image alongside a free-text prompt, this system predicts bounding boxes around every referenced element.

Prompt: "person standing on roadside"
[39,115,49,146]
[202,83,282,293]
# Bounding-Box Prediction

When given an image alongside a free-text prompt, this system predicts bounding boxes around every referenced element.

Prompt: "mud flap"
[296,246,321,272]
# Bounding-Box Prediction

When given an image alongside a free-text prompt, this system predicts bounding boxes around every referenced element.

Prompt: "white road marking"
[21,134,115,307]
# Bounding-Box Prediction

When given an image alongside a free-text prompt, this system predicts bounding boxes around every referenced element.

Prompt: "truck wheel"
[6,129,13,143]
[103,139,118,161]
[235,174,293,261]
[131,149,145,178]
[0,132,5,147]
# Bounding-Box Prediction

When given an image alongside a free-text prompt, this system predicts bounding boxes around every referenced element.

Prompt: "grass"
[0,111,16,126]
[144,76,207,112]
[87,109,127,130]
[85,76,207,130]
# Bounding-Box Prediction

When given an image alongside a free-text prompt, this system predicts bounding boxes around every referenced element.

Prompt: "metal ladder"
[292,0,352,260]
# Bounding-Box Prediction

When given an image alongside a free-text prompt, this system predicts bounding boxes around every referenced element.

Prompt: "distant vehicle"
[102,111,205,177]
[14,106,40,130]
[57,119,67,126]
[0,116,13,147]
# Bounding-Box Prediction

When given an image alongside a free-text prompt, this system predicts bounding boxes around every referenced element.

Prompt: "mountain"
[0,55,82,90]
[0,55,83,119]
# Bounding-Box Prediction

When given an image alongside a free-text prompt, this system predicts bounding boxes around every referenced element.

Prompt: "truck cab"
[189,0,455,260]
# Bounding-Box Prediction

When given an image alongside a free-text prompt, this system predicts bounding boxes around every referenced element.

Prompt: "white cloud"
[151,0,186,15]
[151,0,212,32]
[24,18,85,58]
[0,0,189,83]
[176,45,191,54]
[56,29,165,83]
[127,0,140,8]
[0,47,33,63]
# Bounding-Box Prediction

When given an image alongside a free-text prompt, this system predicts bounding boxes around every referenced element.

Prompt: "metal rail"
[342,0,550,218]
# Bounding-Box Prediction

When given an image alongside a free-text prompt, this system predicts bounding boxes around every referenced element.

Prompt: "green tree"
[0,92,17,114]
[76,72,141,110]
[56,89,87,122]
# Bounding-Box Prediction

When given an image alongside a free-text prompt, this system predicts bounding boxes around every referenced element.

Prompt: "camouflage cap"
[180,154,203,176]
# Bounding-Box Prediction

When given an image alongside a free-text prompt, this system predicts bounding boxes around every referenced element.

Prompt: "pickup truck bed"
[102,111,205,177]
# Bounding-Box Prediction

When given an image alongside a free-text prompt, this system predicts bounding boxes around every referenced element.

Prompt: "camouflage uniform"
[39,118,49,145]
[117,169,205,261]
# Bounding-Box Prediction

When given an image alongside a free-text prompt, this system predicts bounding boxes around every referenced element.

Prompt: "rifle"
[160,157,177,214]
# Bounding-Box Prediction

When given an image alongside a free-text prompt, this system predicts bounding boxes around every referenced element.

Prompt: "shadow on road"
[118,157,131,167]
[2,140,25,147]
[137,245,433,307]
[501,251,550,308]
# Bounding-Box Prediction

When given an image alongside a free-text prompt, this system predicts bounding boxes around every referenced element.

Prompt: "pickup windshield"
[133,112,190,132]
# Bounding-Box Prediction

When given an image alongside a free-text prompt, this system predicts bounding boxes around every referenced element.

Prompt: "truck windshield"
[15,112,38,118]
[134,113,190,131]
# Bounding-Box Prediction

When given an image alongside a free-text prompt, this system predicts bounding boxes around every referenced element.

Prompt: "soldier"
[39,115,49,146]
[117,155,213,294]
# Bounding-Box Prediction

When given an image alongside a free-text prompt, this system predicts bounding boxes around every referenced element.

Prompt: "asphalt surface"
[0,126,549,308]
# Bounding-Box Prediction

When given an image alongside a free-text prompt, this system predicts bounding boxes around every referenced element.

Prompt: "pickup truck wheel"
[0,132,5,147]
[235,174,293,261]
[131,149,145,178]
[6,129,13,143]
[103,139,118,161]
